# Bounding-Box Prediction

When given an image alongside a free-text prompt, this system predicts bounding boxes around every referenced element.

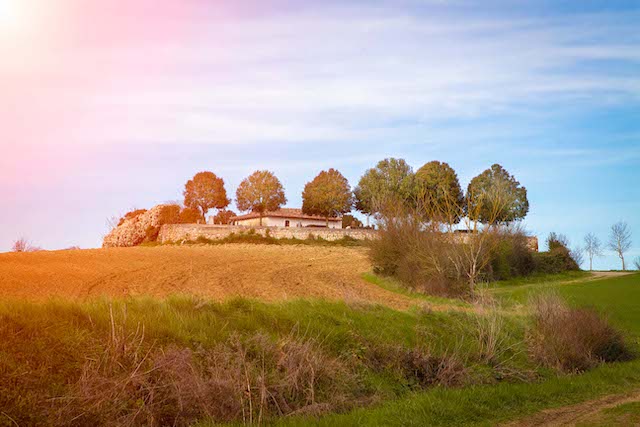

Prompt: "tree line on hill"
[158,159,531,229]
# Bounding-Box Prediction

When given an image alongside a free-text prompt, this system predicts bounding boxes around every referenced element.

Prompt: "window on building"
[285,220,290,227]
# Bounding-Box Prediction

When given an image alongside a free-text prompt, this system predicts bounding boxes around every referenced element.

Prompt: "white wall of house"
[235,216,342,229]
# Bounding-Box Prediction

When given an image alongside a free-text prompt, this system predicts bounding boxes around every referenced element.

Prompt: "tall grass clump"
[528,294,632,373]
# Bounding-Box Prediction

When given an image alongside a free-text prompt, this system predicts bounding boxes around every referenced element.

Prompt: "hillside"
[0,244,413,309]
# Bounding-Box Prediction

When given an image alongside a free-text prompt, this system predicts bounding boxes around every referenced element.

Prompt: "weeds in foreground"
[528,293,633,373]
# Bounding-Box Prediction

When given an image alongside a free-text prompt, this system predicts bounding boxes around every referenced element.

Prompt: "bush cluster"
[528,294,632,373]
[532,233,580,274]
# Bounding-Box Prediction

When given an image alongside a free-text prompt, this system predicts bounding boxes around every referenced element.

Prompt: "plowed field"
[0,244,413,309]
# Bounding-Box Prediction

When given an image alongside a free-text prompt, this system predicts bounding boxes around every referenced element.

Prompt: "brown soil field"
[0,244,414,309]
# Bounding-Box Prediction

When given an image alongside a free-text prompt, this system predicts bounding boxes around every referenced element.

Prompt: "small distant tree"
[183,171,230,222]
[214,209,237,225]
[608,222,632,270]
[414,161,464,227]
[635,257,640,271]
[466,164,529,225]
[342,214,363,229]
[354,158,415,223]
[12,238,29,252]
[12,238,40,253]
[302,169,354,226]
[236,170,287,226]
[584,233,603,271]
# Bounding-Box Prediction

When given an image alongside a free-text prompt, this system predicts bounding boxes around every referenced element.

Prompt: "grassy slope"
[2,272,639,426]
[0,295,528,426]
[274,272,640,426]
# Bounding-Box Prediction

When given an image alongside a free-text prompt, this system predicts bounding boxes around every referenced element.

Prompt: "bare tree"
[584,233,603,271]
[608,222,632,271]
[635,256,640,271]
[570,246,585,269]
[12,238,40,253]
[12,237,29,252]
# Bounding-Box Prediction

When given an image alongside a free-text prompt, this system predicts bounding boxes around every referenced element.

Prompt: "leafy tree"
[213,209,237,225]
[354,158,415,220]
[236,170,287,226]
[466,164,529,225]
[608,221,632,270]
[302,169,354,226]
[414,161,464,225]
[584,233,604,271]
[179,207,202,224]
[342,214,363,229]
[183,172,230,222]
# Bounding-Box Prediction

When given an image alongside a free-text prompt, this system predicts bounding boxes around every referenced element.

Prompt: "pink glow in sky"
[1,1,638,269]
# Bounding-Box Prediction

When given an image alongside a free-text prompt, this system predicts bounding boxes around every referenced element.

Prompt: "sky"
[0,0,639,269]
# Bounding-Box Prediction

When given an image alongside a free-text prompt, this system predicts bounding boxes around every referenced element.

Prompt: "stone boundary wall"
[158,224,380,243]
[157,224,539,251]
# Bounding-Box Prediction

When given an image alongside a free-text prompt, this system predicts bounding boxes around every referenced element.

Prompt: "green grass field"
[269,272,640,426]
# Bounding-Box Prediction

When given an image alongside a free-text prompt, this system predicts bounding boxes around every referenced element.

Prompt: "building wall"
[235,217,342,229]
[159,224,376,243]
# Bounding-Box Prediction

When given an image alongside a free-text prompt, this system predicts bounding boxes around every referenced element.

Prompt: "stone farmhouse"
[209,208,343,229]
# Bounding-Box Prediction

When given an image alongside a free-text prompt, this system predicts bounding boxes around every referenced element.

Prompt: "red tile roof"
[233,208,342,222]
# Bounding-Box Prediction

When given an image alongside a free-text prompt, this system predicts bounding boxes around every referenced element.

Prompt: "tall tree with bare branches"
[584,233,603,271]
[608,222,632,270]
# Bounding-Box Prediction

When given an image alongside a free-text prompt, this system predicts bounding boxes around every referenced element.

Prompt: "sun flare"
[0,0,31,34]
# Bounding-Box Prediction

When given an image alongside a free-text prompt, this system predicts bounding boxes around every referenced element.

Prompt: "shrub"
[365,343,468,389]
[488,228,535,281]
[528,294,632,373]
[532,232,580,274]
[179,207,202,224]
[213,209,237,225]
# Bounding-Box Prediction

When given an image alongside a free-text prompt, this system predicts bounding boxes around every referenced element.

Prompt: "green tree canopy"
[354,158,415,216]
[236,170,287,225]
[466,164,529,224]
[183,171,230,222]
[302,168,354,226]
[414,161,464,225]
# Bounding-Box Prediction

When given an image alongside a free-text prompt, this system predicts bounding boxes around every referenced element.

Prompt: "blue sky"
[1,0,639,269]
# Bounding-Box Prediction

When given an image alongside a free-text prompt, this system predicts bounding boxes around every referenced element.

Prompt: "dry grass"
[54,307,356,426]
[528,293,632,373]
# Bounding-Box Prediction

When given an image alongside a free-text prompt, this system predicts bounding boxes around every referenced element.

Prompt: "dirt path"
[0,244,419,309]
[590,271,634,279]
[505,389,640,426]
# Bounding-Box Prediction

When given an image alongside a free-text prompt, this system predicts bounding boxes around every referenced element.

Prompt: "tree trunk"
[622,255,626,271]
[589,256,593,271]
[259,214,263,226]
[326,216,329,227]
